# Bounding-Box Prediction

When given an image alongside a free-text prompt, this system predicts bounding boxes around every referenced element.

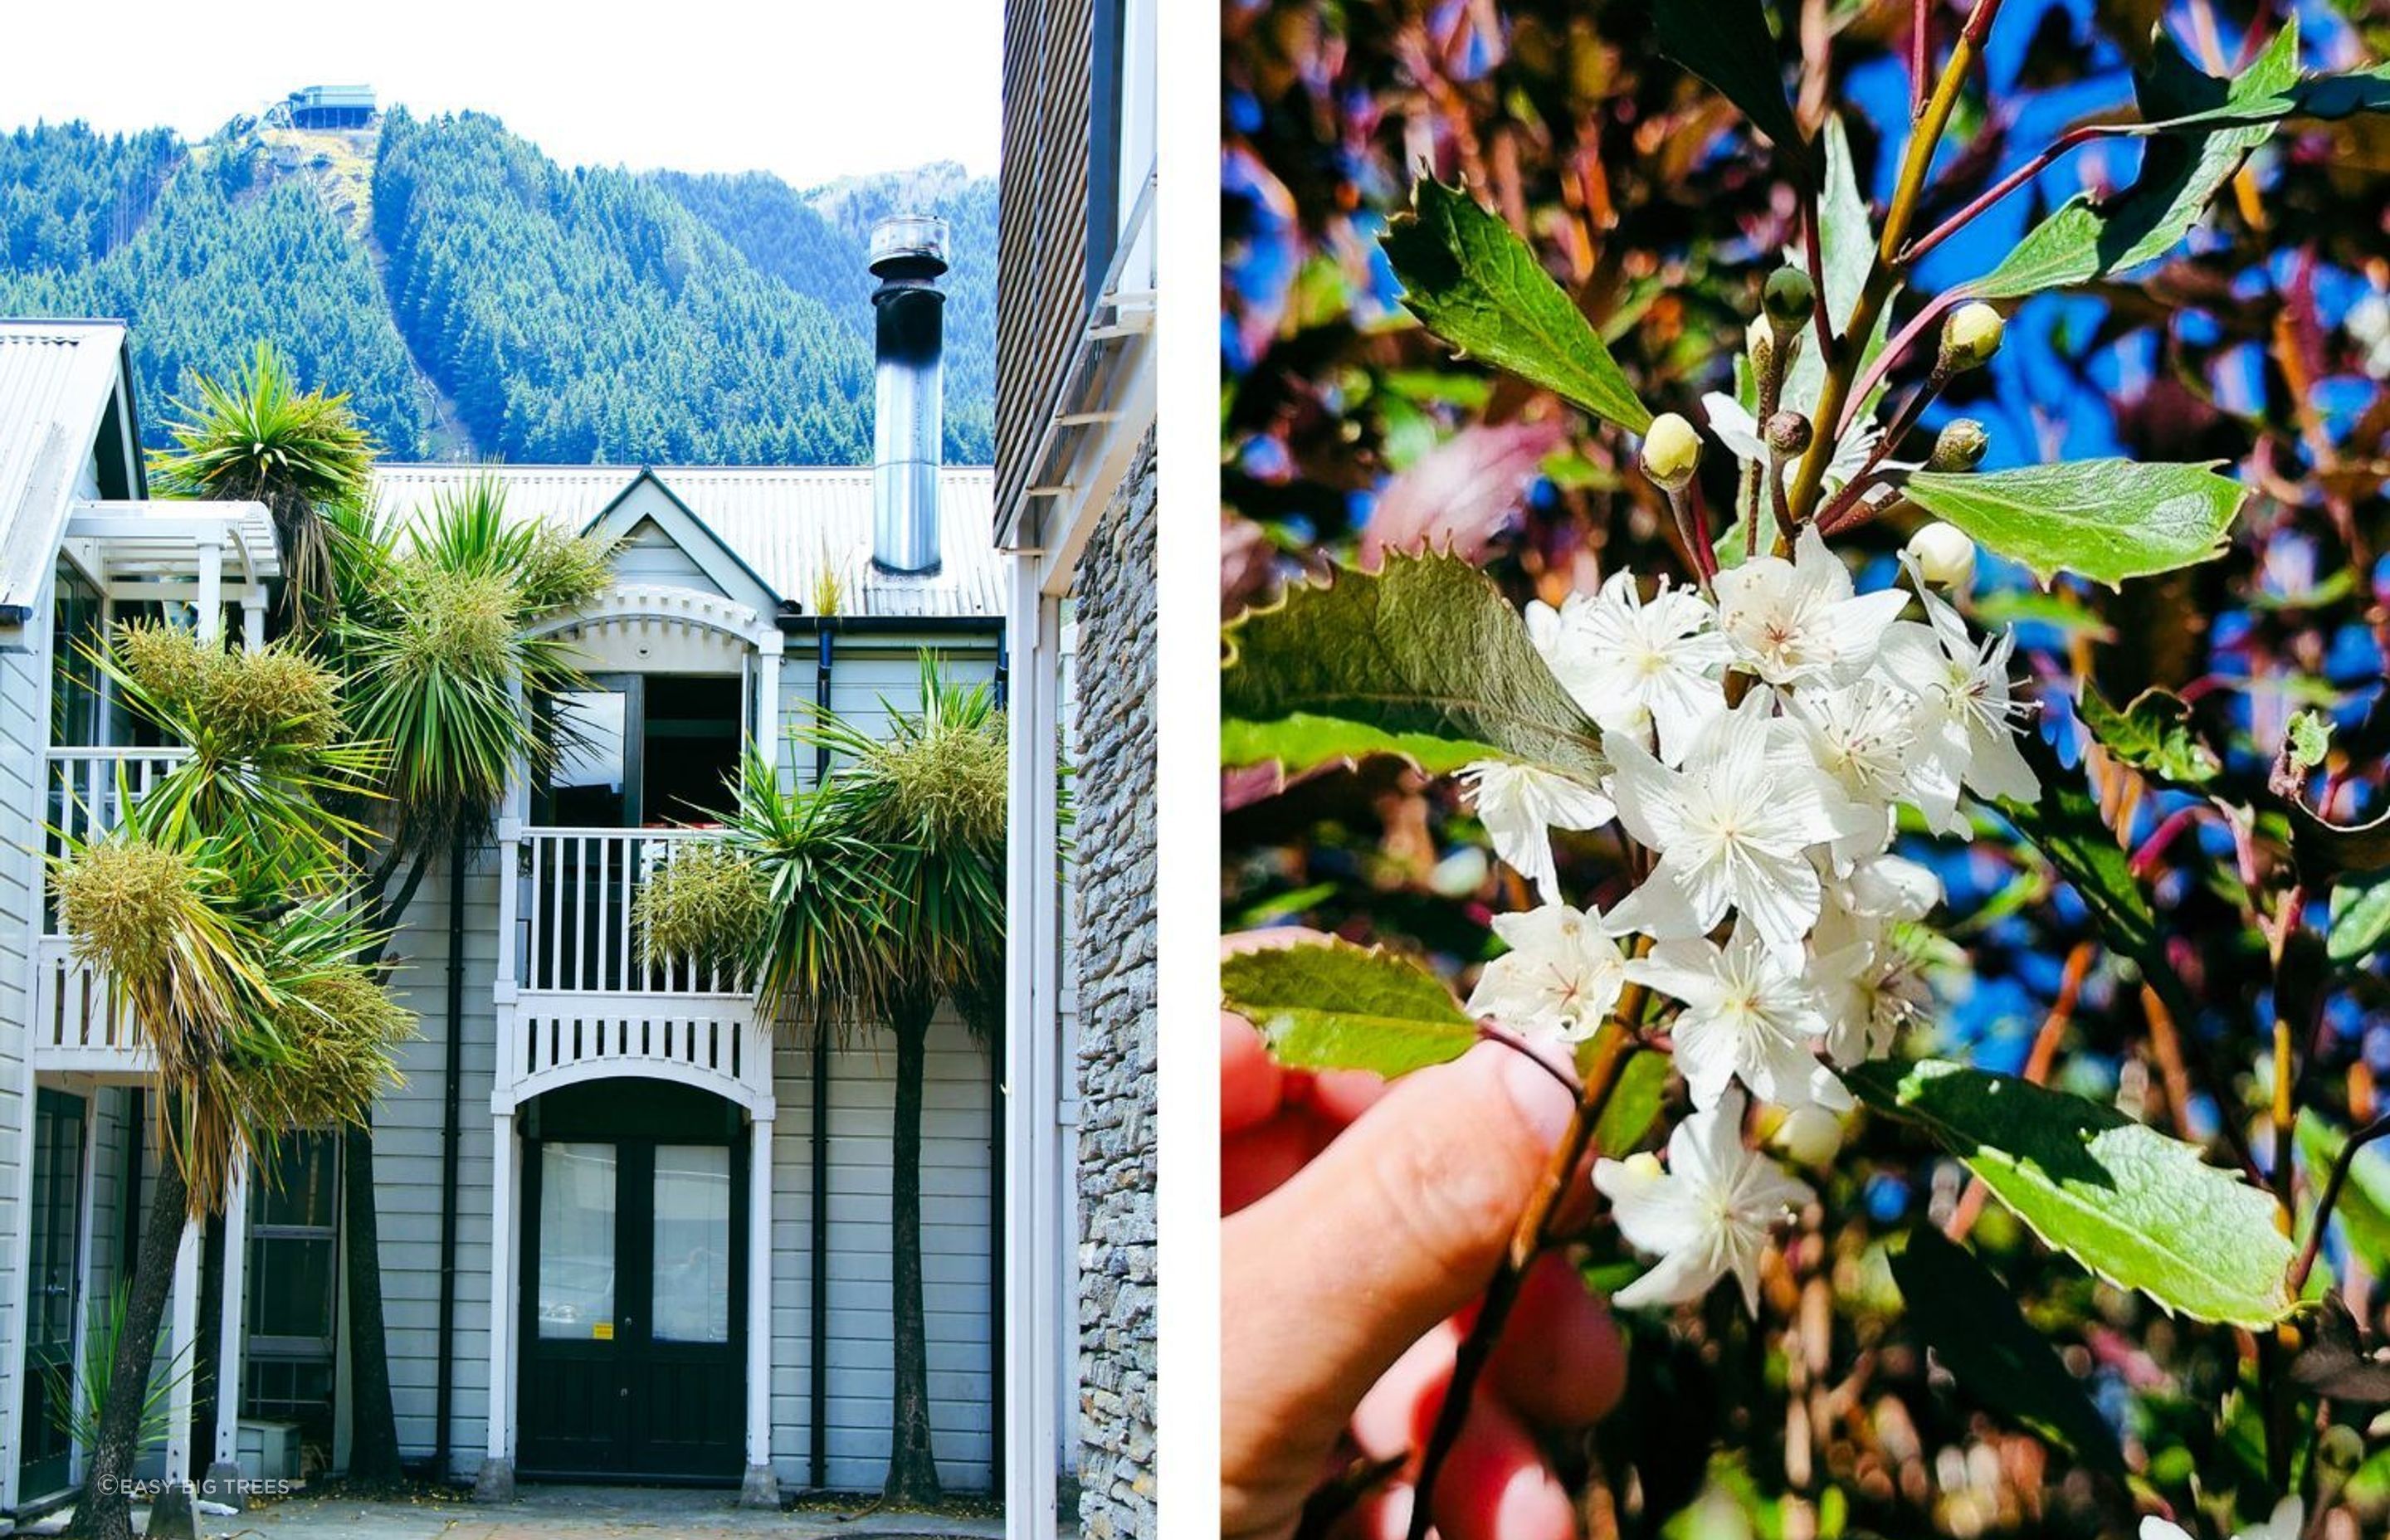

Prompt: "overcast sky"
[2,0,1002,186]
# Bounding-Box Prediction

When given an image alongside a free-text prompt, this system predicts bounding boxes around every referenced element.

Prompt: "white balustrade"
[33,748,186,1074]
[490,826,773,1111]
[43,748,190,883]
[510,826,747,997]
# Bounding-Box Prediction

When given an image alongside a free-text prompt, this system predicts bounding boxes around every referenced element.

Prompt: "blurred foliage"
[1222,0,2390,1534]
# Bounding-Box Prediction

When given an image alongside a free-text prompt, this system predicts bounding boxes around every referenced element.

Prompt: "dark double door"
[517,1083,746,1483]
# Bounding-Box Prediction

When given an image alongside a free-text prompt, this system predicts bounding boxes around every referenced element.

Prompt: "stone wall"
[1071,431,1158,1537]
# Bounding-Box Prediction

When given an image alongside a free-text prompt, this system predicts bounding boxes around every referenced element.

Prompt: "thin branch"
[1911,0,1932,118]
[1841,290,1965,439]
[1405,1000,1647,1539]
[1901,119,2136,266]
[1798,180,1834,361]
[1476,1021,1582,1099]
[1786,0,2002,531]
[2292,1111,2390,1304]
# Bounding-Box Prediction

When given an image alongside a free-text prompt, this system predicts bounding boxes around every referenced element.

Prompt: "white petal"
[1601,864,1711,940]
[1602,732,1686,851]
[1701,392,1767,464]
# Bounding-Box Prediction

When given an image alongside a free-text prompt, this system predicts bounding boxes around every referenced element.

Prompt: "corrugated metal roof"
[0,319,128,618]
[368,464,1004,620]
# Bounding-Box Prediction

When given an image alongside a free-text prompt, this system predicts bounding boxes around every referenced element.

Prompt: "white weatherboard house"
[0,220,1094,1521]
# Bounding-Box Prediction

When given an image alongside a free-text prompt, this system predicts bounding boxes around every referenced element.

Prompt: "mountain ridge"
[0,108,996,465]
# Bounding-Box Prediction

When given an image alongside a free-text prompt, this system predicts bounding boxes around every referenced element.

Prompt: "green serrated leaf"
[1850,1059,2297,1326]
[2329,874,2390,963]
[1594,1049,1671,1158]
[2077,685,2221,786]
[1973,25,2303,299]
[2287,709,2334,772]
[1997,750,2160,969]
[2153,60,2390,129]
[2297,1113,2390,1276]
[1221,552,1610,783]
[1904,460,2248,587]
[1222,938,1478,1078]
[1890,1226,2128,1475]
[1380,179,1653,434]
[1220,713,1501,777]
[1652,0,1811,170]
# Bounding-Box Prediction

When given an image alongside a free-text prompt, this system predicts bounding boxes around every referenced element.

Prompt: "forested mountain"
[0,111,996,465]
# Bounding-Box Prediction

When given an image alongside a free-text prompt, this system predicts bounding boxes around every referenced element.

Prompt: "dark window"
[1086,0,1129,305]
[49,561,104,748]
[243,1132,340,1453]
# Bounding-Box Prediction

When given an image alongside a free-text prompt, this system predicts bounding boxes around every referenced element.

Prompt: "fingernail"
[1495,1044,1576,1150]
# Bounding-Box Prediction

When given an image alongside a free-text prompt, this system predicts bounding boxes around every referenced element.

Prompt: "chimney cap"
[869,214,949,275]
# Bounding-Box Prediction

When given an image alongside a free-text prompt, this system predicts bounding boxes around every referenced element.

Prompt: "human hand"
[1221,936,1627,1540]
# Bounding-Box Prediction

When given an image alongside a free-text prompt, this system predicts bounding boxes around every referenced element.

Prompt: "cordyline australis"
[1220,2,2390,1536]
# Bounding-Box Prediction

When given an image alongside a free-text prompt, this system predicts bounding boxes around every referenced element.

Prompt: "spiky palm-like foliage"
[148,343,377,626]
[334,475,612,854]
[51,629,411,1540]
[724,656,1020,1506]
[634,839,771,974]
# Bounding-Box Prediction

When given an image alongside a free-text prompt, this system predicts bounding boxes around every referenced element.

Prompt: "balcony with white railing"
[492,824,774,1113]
[34,747,190,1077]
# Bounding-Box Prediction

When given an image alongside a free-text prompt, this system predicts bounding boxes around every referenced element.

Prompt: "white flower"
[1714,525,1912,688]
[1790,678,1923,860]
[2140,1498,2301,1540]
[1703,392,1879,491]
[1875,579,2038,827]
[1459,760,1615,904]
[1812,938,1929,1066]
[1627,922,1849,1112]
[1528,573,1730,764]
[1602,690,1875,957]
[1812,850,1942,958]
[1594,1089,1813,1314]
[1466,903,1629,1047]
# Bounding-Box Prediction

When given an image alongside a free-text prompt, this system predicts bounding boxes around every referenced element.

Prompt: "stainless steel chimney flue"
[869,214,948,574]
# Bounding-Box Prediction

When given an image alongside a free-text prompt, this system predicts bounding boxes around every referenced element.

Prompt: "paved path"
[13,1486,1008,1540]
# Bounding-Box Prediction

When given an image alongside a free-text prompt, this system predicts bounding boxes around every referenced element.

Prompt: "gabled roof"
[0,320,134,626]
[368,463,1003,621]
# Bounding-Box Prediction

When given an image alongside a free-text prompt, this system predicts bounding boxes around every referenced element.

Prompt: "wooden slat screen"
[994,0,1096,536]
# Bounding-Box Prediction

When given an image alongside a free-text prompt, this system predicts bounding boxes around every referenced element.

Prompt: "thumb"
[1221,1041,1577,1538]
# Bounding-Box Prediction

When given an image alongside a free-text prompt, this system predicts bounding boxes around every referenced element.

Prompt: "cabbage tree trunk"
[65,1157,187,1540]
[882,997,943,1507]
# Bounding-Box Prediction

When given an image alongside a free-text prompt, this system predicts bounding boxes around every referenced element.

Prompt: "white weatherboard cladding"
[375,842,502,1474]
[771,1015,994,1491]
[0,640,45,1506]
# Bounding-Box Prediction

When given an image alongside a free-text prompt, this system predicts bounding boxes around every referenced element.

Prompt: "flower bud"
[1927,417,1989,471]
[1773,1105,1845,1169]
[1940,302,2006,371]
[1746,316,1778,378]
[1641,412,1703,490]
[1763,266,1815,326]
[1905,520,1978,589]
[1764,410,1812,459]
[2319,1424,2367,1473]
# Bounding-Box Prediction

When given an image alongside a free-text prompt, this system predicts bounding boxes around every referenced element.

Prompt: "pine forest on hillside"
[0,111,997,465]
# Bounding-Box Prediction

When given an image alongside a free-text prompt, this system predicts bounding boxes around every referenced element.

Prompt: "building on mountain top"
[285,85,376,130]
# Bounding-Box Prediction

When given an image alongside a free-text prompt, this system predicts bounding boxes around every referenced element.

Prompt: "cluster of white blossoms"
[1459,524,2038,1313]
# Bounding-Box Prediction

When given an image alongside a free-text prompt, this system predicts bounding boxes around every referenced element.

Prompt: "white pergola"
[61,498,280,646]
